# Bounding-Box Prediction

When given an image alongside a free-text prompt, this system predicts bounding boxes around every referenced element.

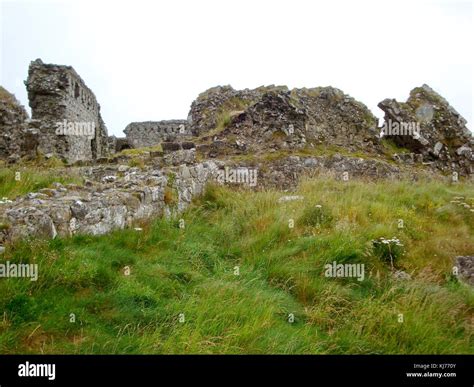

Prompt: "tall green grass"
[0,176,472,353]
[0,164,82,199]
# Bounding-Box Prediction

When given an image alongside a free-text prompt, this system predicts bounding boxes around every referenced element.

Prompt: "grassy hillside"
[0,176,473,354]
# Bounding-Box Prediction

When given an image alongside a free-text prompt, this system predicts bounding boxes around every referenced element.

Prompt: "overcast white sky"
[0,0,472,136]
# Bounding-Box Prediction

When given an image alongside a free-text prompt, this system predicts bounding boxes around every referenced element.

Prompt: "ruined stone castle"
[0,59,472,177]
[0,59,473,286]
[1,59,108,163]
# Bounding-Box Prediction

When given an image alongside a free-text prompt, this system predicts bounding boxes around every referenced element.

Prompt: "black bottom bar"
[0,355,472,386]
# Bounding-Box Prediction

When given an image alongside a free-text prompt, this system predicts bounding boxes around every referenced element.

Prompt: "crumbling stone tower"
[25,59,109,163]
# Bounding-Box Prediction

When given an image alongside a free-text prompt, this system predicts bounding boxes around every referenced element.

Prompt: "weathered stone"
[115,137,130,152]
[378,84,473,175]
[261,154,402,190]
[0,161,220,243]
[161,142,181,152]
[433,142,443,156]
[454,256,474,286]
[191,85,380,157]
[0,86,31,162]
[70,200,88,219]
[124,120,190,148]
[25,58,109,163]
[392,270,412,281]
[188,85,266,136]
[4,207,57,241]
[163,149,196,166]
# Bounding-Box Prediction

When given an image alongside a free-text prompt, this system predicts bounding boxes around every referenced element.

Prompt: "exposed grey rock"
[393,153,415,164]
[456,144,472,157]
[454,256,474,286]
[193,85,380,157]
[163,149,196,166]
[378,84,473,175]
[162,142,182,152]
[124,120,191,148]
[0,86,31,162]
[4,207,57,241]
[392,270,412,281]
[0,161,219,243]
[114,137,130,152]
[261,154,402,190]
[101,175,117,183]
[70,200,88,219]
[24,59,109,163]
[188,85,266,136]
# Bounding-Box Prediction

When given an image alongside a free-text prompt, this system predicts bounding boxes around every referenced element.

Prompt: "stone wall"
[0,161,219,243]
[124,120,191,148]
[25,59,109,163]
[0,86,35,163]
[0,150,438,244]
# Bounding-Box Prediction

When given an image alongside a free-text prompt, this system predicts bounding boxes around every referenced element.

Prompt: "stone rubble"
[0,161,219,243]
[378,84,473,176]
[454,256,474,286]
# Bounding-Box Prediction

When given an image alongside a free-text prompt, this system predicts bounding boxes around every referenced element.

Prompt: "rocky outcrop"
[187,85,267,136]
[378,84,473,175]
[291,87,379,149]
[193,86,380,157]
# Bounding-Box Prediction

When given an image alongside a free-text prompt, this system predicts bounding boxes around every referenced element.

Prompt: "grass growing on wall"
[0,162,82,200]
